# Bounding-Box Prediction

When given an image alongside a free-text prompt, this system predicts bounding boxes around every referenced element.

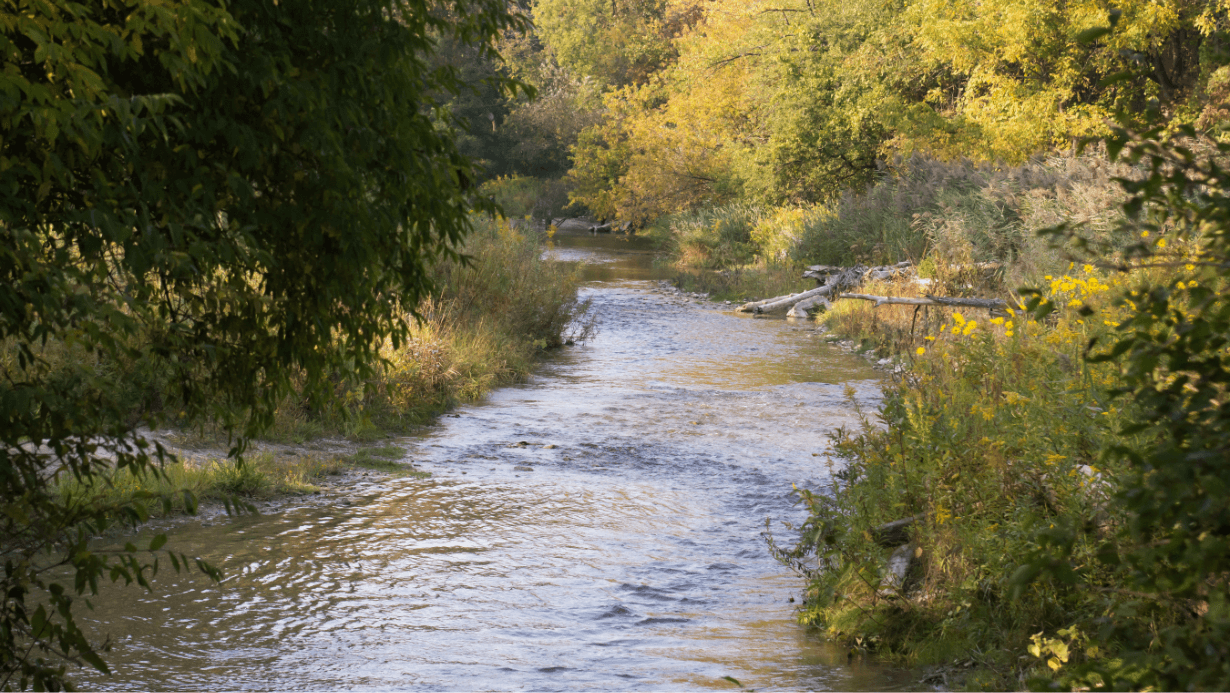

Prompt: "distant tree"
[532,0,697,87]
[0,0,525,687]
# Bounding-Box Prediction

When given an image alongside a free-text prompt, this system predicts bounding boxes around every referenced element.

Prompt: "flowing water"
[75,229,917,691]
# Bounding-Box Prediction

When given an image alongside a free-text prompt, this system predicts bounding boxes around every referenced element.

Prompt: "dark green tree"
[0,0,526,687]
[1017,123,1230,691]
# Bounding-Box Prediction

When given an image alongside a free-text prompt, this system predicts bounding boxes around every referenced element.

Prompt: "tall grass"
[650,152,1136,290]
[796,152,1136,281]
[270,215,586,436]
[775,249,1214,686]
[54,451,346,514]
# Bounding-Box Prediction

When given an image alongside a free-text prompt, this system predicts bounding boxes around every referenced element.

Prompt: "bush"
[775,263,1153,686]
[778,133,1230,690]
[479,175,584,223]
[795,153,1135,280]
[277,215,587,433]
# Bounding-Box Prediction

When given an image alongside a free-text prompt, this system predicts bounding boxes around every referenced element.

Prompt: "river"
[75,228,916,690]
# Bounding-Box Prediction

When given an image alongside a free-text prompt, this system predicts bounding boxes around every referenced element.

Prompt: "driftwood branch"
[839,293,1008,311]
[786,293,832,319]
[738,265,868,314]
[737,284,836,314]
[735,261,1011,318]
[802,261,911,283]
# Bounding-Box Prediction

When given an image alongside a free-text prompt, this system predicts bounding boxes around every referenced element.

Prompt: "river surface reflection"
[76,229,917,690]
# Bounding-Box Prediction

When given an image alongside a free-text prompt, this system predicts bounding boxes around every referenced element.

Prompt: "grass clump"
[794,152,1134,275]
[55,451,347,516]
[778,201,1227,688]
[3,212,586,448]
[55,444,435,520]
[254,213,587,438]
[345,445,430,478]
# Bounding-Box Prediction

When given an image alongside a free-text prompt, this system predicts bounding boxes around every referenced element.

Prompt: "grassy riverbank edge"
[650,148,1229,689]
[51,215,586,522]
[665,261,1145,689]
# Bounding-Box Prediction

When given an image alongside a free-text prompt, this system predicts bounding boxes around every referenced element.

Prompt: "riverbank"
[67,224,918,692]
[654,147,1229,690]
[664,259,1145,689]
[51,214,586,523]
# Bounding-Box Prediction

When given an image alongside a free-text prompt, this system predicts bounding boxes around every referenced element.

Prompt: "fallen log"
[739,265,867,314]
[871,514,925,547]
[803,261,911,283]
[739,263,1010,317]
[786,293,832,319]
[736,284,835,314]
[838,293,1009,312]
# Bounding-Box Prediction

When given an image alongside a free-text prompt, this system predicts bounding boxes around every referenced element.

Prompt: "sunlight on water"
[75,228,916,691]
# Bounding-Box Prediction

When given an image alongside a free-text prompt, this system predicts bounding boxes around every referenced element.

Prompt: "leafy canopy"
[0,0,525,687]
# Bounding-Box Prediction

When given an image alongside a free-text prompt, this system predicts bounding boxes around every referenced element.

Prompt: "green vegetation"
[344,446,430,477]
[54,445,432,519]
[0,0,543,687]
[763,131,1230,688]
[264,215,585,438]
[4,0,1229,686]
[561,0,1226,227]
[55,452,348,512]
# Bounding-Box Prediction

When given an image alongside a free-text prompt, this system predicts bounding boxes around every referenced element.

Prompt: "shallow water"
[76,229,916,690]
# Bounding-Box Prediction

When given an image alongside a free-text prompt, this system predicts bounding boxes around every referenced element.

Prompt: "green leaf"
[1076,26,1111,44]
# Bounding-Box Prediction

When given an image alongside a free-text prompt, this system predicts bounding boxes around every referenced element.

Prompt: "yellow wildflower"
[916,347,926,355]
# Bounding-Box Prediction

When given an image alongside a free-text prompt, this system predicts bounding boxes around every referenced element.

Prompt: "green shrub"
[776,264,1150,685]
